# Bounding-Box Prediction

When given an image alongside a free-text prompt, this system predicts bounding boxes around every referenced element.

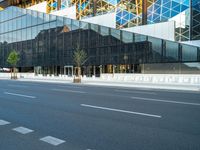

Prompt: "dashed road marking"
[12,127,34,134]
[0,120,10,125]
[131,96,200,106]
[115,89,156,95]
[40,136,66,146]
[4,92,36,99]
[81,104,162,118]
[8,84,28,88]
[52,88,86,94]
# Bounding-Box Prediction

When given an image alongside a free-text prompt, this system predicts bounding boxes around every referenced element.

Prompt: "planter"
[73,77,81,83]
[11,76,17,79]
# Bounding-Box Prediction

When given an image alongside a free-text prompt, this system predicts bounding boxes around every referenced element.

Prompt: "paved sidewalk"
[1,76,200,92]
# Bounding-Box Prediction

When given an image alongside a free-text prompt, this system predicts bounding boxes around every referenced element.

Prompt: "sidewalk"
[1,76,200,92]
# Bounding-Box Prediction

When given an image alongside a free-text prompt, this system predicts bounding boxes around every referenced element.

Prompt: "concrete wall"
[27,1,46,13]
[82,12,116,28]
[101,73,200,85]
[123,21,175,41]
[1,73,200,85]
[51,5,76,19]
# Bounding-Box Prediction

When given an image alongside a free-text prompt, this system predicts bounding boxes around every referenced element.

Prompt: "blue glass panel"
[181,4,189,11]
[163,2,171,8]
[162,7,169,14]
[162,10,170,18]
[173,5,181,12]
[171,10,179,17]
[172,1,179,8]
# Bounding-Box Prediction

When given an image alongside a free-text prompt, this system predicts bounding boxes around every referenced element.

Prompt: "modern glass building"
[0,4,200,75]
[1,0,200,41]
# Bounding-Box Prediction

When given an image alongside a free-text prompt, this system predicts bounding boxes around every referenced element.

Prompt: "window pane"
[182,44,197,62]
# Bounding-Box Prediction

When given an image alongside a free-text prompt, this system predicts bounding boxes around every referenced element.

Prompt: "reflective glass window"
[122,31,133,43]
[26,28,32,40]
[57,16,63,27]
[72,20,79,30]
[38,12,44,24]
[17,17,22,30]
[8,7,13,20]
[32,11,37,26]
[50,21,56,29]
[12,31,17,42]
[31,26,38,39]
[26,10,32,27]
[91,24,99,32]
[16,30,22,42]
[21,15,27,28]
[50,14,56,21]
[111,28,121,40]
[135,34,147,42]
[22,29,27,41]
[100,26,109,36]
[166,41,179,61]
[64,18,71,30]
[80,22,89,30]
[44,14,50,22]
[44,23,50,30]
[148,37,162,62]
[182,44,197,62]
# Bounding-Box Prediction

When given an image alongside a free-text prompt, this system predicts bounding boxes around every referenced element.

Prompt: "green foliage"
[7,50,20,67]
[73,46,87,67]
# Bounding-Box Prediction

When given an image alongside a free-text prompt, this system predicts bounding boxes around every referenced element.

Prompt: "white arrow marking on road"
[4,92,36,99]
[131,96,200,106]
[81,104,162,118]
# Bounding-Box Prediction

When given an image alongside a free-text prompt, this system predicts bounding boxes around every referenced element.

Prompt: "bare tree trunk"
[11,68,13,79]
[14,67,16,79]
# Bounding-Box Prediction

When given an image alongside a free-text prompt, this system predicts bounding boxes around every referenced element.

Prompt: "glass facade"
[0,6,200,75]
[1,0,200,41]
[191,0,200,40]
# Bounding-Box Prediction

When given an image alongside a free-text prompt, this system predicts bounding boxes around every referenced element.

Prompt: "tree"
[73,46,87,82]
[7,50,20,79]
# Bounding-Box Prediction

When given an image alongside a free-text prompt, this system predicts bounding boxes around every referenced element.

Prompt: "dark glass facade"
[0,6,200,75]
[191,0,200,40]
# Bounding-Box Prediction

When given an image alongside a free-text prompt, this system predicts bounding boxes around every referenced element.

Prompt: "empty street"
[0,79,200,150]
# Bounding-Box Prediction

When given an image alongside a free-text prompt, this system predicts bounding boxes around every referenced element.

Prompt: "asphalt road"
[0,79,200,150]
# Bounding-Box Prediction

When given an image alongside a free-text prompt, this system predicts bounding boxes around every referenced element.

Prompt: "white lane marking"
[12,127,34,134]
[81,104,161,118]
[57,85,82,89]
[40,136,66,146]
[115,89,156,95]
[131,96,200,106]
[4,92,36,99]
[0,120,10,125]
[52,88,86,94]
[8,84,28,88]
